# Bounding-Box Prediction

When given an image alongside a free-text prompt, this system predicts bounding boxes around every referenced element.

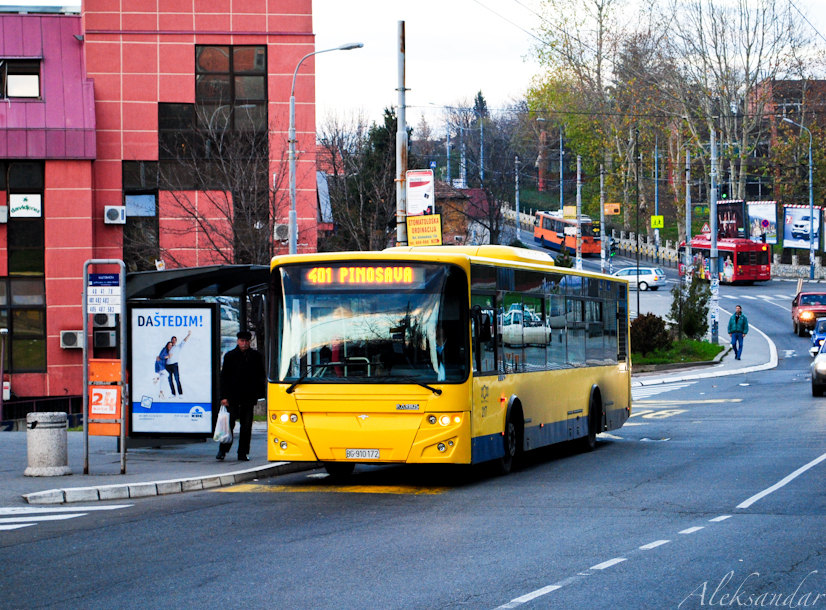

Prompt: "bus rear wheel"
[323,462,355,478]
[495,408,523,475]
[581,395,602,452]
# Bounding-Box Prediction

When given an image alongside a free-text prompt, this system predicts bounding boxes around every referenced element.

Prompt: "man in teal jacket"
[727,305,749,360]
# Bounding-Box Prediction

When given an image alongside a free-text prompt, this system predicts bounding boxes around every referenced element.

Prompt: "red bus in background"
[534,210,601,256]
[679,234,771,284]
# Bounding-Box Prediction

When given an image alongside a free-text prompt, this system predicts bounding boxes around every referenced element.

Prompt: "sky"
[312,0,826,129]
[4,0,826,129]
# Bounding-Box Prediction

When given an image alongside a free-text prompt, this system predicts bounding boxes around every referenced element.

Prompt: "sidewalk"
[0,294,777,507]
[0,422,317,506]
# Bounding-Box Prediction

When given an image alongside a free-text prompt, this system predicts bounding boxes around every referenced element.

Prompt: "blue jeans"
[730,332,744,359]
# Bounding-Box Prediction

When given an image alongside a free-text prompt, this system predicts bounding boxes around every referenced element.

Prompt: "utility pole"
[685,149,692,283]
[635,128,640,318]
[710,128,719,344]
[600,164,605,274]
[654,136,660,250]
[515,155,521,243]
[559,129,564,212]
[576,155,582,270]
[446,128,451,185]
[395,21,408,246]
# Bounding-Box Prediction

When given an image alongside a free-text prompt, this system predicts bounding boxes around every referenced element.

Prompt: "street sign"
[701,222,711,234]
[604,202,620,215]
[651,215,664,229]
[429,161,437,169]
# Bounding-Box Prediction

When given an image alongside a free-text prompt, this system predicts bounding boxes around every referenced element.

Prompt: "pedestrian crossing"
[0,504,131,531]
[720,294,792,301]
[632,381,697,400]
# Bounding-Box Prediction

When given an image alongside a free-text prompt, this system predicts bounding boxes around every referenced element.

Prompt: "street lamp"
[288,42,363,254]
[783,117,815,280]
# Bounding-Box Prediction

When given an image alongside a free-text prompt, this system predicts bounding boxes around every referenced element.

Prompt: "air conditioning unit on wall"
[93,313,117,328]
[60,330,84,349]
[274,224,289,241]
[94,330,118,348]
[104,205,126,224]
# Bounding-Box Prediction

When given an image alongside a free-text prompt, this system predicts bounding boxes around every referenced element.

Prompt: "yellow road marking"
[217,483,448,495]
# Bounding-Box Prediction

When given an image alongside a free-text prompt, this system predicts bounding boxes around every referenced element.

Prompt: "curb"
[22,461,320,505]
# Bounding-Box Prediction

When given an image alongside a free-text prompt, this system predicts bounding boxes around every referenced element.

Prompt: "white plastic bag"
[213,405,233,444]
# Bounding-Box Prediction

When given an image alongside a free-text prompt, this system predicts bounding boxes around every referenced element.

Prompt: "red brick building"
[0,1,318,418]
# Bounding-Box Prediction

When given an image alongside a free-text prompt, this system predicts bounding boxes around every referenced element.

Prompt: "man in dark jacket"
[727,304,749,361]
[216,330,266,461]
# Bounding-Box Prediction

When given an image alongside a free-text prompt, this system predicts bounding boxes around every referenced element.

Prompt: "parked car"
[611,266,667,291]
[810,340,826,396]
[811,318,826,350]
[791,292,826,336]
[792,215,820,240]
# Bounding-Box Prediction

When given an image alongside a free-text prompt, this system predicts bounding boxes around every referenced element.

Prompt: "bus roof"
[536,209,594,223]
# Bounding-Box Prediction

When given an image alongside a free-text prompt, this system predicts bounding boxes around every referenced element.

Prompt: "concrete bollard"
[24,412,72,477]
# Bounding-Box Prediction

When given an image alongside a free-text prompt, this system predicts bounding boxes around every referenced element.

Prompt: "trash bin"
[24,412,72,477]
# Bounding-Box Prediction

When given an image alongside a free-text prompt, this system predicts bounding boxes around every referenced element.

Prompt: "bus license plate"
[346,449,379,460]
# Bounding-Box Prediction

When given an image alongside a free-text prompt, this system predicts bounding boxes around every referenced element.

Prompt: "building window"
[195,46,267,132]
[123,162,160,272]
[1,60,41,98]
[0,161,46,372]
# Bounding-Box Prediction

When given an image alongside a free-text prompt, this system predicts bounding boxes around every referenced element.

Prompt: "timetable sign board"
[87,273,122,313]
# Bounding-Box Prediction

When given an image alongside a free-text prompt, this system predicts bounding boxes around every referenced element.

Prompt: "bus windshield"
[275,262,468,384]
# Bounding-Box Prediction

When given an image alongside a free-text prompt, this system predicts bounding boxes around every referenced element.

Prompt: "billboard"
[129,303,217,434]
[406,169,435,216]
[747,201,778,244]
[717,200,746,238]
[783,204,822,251]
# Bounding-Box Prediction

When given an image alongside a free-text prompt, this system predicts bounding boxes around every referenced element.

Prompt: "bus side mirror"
[472,306,492,342]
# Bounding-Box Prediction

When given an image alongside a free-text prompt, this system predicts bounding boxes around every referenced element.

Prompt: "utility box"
[89,358,122,383]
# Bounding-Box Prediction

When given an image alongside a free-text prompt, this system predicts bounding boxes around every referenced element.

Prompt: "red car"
[792,292,826,336]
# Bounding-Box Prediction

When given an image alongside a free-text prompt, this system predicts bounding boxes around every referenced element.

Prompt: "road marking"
[218,483,448,495]
[632,381,696,400]
[639,540,670,550]
[0,504,131,516]
[0,524,36,531]
[679,526,705,534]
[737,451,826,509]
[0,504,132,534]
[0,513,87,524]
[634,399,742,405]
[709,515,731,522]
[500,584,562,607]
[590,557,627,570]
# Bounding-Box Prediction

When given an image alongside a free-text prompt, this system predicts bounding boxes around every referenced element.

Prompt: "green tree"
[669,279,711,341]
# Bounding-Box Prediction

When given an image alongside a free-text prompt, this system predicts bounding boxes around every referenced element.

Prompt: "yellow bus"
[267,245,631,476]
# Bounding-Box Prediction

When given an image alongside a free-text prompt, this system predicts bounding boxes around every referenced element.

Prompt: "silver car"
[810,341,826,396]
[611,266,667,291]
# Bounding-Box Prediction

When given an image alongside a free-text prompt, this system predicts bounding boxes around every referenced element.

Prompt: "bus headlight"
[280,441,288,450]
[437,443,446,452]
[280,413,289,422]
[439,415,451,426]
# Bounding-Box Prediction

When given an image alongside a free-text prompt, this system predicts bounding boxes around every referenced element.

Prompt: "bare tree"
[150,105,290,268]
[317,109,410,251]
[663,0,812,200]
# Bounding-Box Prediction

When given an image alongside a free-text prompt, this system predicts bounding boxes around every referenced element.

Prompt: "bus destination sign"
[303,265,425,289]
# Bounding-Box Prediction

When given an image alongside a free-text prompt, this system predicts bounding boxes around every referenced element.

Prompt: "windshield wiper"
[285,369,311,394]
[394,376,442,395]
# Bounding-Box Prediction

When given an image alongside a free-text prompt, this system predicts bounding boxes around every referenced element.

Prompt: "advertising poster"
[407,214,442,246]
[406,169,435,216]
[129,304,216,434]
[747,201,778,244]
[716,200,746,238]
[783,204,822,251]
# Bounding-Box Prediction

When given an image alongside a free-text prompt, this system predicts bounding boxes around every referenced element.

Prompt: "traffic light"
[608,237,617,257]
